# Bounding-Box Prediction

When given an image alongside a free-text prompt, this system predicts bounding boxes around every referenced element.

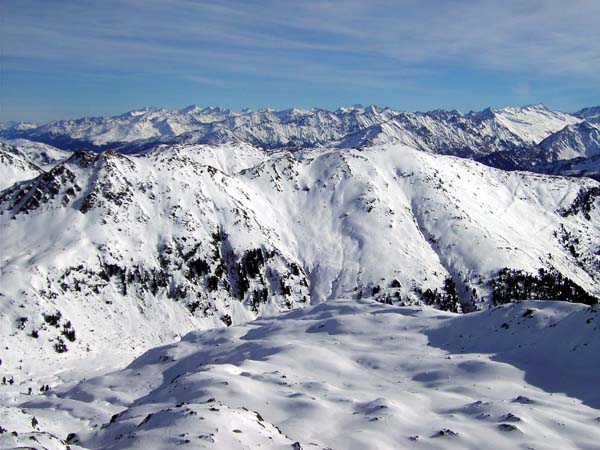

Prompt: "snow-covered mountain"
[1,143,599,383]
[0,121,38,132]
[575,106,600,124]
[539,121,600,160]
[0,105,400,150]
[336,109,516,155]
[0,104,587,159]
[1,108,600,449]
[473,104,581,144]
[0,142,44,191]
[5,103,599,183]
[1,139,71,169]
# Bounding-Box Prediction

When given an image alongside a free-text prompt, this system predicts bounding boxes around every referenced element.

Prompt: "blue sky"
[2,0,599,122]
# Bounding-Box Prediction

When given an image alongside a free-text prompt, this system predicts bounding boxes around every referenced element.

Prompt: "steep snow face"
[1,138,70,170]
[5,298,600,450]
[0,144,42,190]
[1,143,599,381]
[337,109,528,156]
[482,104,582,144]
[0,144,310,379]
[540,121,600,160]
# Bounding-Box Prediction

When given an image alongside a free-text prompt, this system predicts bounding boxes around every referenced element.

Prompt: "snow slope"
[0,143,43,191]
[0,143,599,384]
[575,106,600,124]
[1,138,71,170]
[539,121,600,160]
[0,130,599,450]
[479,104,581,144]
[2,298,599,449]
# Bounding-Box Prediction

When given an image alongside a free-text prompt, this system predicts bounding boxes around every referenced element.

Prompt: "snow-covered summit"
[1,142,598,385]
[575,106,600,124]
[0,143,43,191]
[2,104,590,155]
[473,104,582,144]
[540,121,600,160]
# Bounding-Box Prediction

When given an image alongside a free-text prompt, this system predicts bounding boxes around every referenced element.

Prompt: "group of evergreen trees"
[491,268,598,306]
[419,277,462,313]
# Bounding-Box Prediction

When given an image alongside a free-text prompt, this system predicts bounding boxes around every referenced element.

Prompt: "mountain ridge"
[1,106,600,449]
[1,142,598,381]
[4,103,599,181]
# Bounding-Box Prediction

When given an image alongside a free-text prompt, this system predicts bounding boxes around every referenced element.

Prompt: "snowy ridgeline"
[0,142,599,378]
[1,104,599,169]
[0,126,599,448]
[1,299,599,449]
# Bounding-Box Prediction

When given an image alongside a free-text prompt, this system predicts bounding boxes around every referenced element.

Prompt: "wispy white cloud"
[181,75,228,86]
[2,0,599,86]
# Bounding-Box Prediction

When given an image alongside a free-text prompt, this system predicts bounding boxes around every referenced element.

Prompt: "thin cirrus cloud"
[4,0,599,78]
[1,0,599,121]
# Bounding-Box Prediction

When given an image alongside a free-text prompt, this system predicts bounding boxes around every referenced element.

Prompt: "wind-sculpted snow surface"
[2,299,599,449]
[0,143,599,381]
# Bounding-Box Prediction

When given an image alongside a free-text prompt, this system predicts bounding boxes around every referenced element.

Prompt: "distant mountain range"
[2,104,599,179]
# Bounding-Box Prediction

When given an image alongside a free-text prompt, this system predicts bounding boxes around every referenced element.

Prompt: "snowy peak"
[474,104,582,144]
[2,105,596,172]
[1,138,71,169]
[540,121,600,160]
[1,143,599,382]
[0,143,43,191]
[338,109,525,156]
[0,120,38,131]
[574,106,600,124]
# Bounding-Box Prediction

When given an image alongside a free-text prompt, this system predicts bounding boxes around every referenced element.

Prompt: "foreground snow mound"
[6,299,599,450]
